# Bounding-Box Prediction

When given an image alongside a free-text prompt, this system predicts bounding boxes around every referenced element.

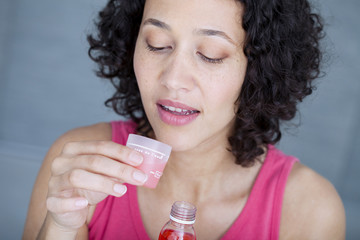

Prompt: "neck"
[155,136,244,204]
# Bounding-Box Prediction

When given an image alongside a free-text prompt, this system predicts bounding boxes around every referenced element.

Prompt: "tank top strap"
[222,145,298,240]
[110,120,137,144]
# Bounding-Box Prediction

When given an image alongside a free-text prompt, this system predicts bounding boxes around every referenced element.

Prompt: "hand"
[45,140,147,231]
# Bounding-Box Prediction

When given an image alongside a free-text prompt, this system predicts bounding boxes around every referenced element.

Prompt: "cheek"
[205,71,244,118]
[133,44,145,82]
[215,85,240,111]
[210,64,245,100]
[134,47,151,91]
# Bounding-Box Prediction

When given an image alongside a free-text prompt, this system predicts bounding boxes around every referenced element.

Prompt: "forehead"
[142,0,244,41]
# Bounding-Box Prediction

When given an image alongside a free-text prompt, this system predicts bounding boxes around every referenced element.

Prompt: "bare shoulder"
[57,122,112,144]
[41,122,114,171]
[280,162,346,239]
[41,122,113,173]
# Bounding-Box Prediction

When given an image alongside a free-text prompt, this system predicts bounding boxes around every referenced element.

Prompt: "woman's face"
[133,0,247,152]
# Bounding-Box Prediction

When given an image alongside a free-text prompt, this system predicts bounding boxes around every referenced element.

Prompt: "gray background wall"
[0,0,359,239]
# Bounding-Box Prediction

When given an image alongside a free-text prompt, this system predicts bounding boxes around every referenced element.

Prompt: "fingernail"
[133,171,148,183]
[75,199,88,207]
[114,184,127,195]
[129,151,143,165]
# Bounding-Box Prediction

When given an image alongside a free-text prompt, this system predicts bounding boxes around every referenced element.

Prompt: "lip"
[157,99,200,126]
[157,99,199,111]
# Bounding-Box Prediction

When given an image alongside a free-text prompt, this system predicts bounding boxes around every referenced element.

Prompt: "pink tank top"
[88,121,298,240]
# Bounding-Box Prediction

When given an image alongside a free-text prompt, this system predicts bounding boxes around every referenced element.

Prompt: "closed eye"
[197,52,224,64]
[146,44,168,52]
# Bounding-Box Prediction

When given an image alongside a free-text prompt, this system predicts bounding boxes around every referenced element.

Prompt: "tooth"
[175,108,183,112]
[168,106,176,111]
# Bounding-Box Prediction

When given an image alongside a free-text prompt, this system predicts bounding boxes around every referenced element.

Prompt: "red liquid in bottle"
[158,201,197,240]
[158,229,196,240]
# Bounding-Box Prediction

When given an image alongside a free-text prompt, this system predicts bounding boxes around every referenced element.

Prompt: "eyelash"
[146,44,166,52]
[146,44,224,64]
[197,53,224,64]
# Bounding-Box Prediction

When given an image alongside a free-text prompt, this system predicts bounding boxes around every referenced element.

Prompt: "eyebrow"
[143,18,171,31]
[195,29,236,46]
[143,18,236,46]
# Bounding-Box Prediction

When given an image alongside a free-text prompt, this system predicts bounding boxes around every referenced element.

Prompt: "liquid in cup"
[126,134,172,188]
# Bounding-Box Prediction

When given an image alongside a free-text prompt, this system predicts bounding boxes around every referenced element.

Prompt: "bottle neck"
[169,201,196,226]
[168,219,194,229]
[169,214,196,225]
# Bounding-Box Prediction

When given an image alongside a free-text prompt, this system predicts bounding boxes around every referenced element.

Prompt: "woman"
[23,0,346,239]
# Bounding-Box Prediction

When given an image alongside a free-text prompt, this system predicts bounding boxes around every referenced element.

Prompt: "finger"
[49,169,129,197]
[61,141,143,166]
[51,155,148,185]
[46,196,88,214]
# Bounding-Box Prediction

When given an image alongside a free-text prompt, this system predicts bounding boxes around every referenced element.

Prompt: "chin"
[151,127,197,152]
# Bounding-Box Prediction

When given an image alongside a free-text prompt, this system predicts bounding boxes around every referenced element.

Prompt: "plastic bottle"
[158,201,197,240]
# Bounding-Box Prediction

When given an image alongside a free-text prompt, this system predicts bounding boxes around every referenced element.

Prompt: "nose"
[160,51,195,94]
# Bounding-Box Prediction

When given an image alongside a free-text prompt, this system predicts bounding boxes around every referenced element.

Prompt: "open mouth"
[156,100,200,126]
[158,104,200,116]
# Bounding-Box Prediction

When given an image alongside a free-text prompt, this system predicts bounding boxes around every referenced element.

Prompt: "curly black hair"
[87,0,325,167]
